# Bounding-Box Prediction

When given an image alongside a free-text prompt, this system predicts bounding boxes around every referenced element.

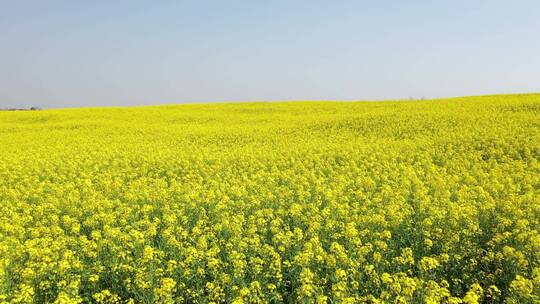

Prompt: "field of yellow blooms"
[0,94,539,303]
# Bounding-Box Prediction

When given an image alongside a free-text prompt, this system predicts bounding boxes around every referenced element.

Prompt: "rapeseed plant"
[0,94,539,303]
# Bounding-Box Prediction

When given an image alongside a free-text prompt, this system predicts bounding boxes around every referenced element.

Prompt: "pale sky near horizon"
[1,1,539,108]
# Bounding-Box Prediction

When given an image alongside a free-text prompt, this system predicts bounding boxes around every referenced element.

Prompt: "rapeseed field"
[0,94,539,303]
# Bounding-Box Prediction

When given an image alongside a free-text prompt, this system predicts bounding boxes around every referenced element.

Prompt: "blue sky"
[1,1,539,108]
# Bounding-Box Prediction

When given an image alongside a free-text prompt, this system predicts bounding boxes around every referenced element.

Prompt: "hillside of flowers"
[0,94,539,303]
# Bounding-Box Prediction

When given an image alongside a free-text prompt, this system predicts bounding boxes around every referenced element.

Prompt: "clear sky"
[1,1,539,108]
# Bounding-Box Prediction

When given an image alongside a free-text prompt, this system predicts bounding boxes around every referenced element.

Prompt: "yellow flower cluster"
[0,94,539,303]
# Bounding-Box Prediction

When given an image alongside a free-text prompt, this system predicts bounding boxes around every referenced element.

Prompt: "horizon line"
[2,91,539,111]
